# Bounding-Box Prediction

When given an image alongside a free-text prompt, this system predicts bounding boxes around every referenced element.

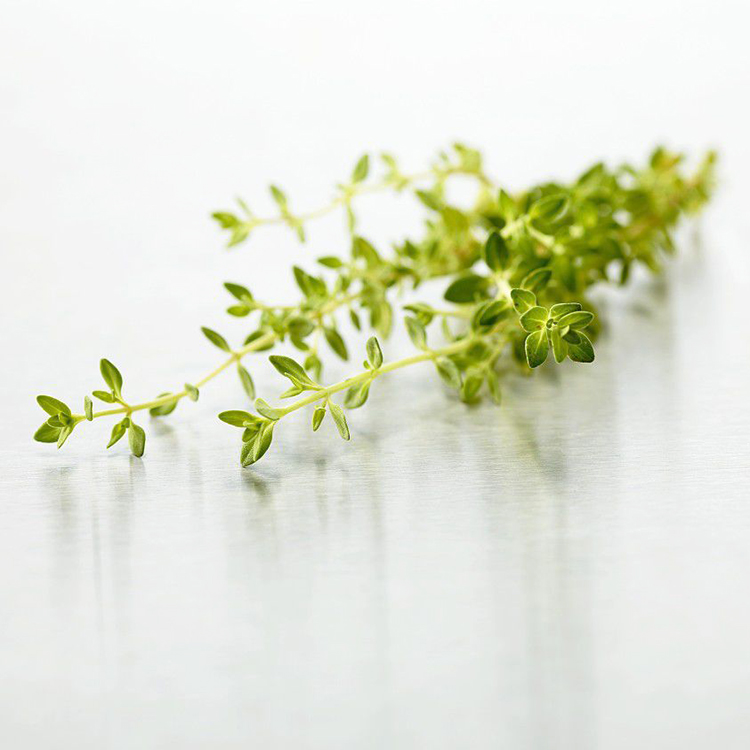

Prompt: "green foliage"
[100,359,123,400]
[128,421,146,458]
[405,316,427,349]
[511,293,596,368]
[344,380,371,409]
[201,327,232,353]
[351,154,369,183]
[329,402,350,440]
[149,393,178,417]
[237,363,255,400]
[323,326,348,360]
[444,273,490,303]
[312,405,326,431]
[435,357,461,388]
[37,395,71,417]
[255,398,282,421]
[35,143,716,465]
[107,419,128,449]
[366,337,383,369]
[482,231,509,272]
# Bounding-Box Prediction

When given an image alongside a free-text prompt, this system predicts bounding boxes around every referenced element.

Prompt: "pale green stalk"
[277,338,473,419]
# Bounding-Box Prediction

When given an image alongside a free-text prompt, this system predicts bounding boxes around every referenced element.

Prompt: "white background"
[2,2,750,749]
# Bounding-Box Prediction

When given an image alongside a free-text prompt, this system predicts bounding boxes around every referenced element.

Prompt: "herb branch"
[212,145,491,246]
[34,144,716,465]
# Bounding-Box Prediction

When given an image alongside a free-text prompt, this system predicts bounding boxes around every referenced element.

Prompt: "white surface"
[2,1,750,748]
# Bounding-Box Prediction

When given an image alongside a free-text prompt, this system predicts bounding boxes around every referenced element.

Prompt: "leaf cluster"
[35,144,715,464]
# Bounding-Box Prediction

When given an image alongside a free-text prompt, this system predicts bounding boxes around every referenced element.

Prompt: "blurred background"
[1,1,749,748]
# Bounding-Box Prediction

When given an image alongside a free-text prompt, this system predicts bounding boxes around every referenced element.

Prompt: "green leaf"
[212,212,239,229]
[237,364,255,400]
[372,300,393,338]
[403,302,435,326]
[227,224,250,247]
[236,197,252,217]
[242,423,261,442]
[256,422,276,465]
[477,300,511,327]
[351,153,369,183]
[557,311,595,330]
[366,337,383,369]
[312,405,326,431]
[84,396,93,421]
[329,402,350,440]
[269,355,318,390]
[349,309,361,331]
[107,420,127,449]
[405,316,427,349]
[461,368,484,403]
[324,326,348,360]
[185,383,200,401]
[567,332,595,363]
[218,410,256,427]
[352,236,382,267]
[34,422,61,443]
[510,288,536,314]
[269,184,288,211]
[305,352,322,381]
[525,329,549,368]
[255,398,282,421]
[292,266,313,297]
[550,328,567,363]
[549,302,582,319]
[415,188,443,211]
[344,379,371,409]
[288,316,315,339]
[100,359,123,398]
[521,268,552,294]
[441,206,470,234]
[92,390,115,403]
[241,422,274,467]
[498,189,517,220]
[36,395,71,417]
[243,330,275,350]
[435,357,461,389]
[128,422,146,457]
[224,282,253,301]
[487,370,502,405]
[530,194,569,223]
[227,305,250,317]
[317,256,343,268]
[482,231,509,272]
[444,273,490,303]
[149,393,178,417]
[519,306,548,332]
[201,327,231,353]
[57,425,73,449]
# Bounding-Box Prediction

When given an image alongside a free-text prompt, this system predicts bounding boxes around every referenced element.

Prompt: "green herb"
[33,144,716,464]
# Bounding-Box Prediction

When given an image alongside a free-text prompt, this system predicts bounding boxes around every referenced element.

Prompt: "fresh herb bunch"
[34,145,715,465]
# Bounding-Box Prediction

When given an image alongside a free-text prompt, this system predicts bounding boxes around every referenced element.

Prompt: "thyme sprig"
[212,144,491,246]
[34,144,716,464]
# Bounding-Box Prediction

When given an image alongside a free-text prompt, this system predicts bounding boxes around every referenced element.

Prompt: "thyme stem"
[279,338,474,418]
